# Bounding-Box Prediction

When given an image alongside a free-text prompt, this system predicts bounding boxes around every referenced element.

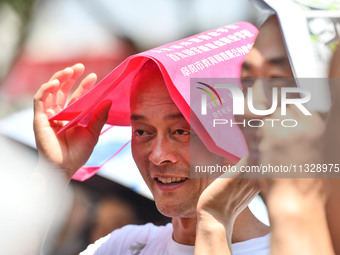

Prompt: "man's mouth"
[155,177,188,185]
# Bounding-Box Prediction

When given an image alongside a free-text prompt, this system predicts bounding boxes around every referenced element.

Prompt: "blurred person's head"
[241,15,293,80]
[238,15,296,165]
[240,15,295,119]
[89,196,138,243]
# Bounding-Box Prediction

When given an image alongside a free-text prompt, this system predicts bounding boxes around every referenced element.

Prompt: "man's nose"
[149,135,177,165]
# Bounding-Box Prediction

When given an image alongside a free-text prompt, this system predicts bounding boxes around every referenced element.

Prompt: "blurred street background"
[0,1,265,254]
[0,0,260,115]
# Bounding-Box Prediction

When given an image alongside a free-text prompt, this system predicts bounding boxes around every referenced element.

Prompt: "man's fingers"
[46,66,73,113]
[70,63,85,80]
[49,67,74,83]
[87,100,112,139]
[35,64,96,123]
[68,73,97,105]
[58,63,85,93]
[53,64,86,111]
[48,63,84,83]
[34,79,60,114]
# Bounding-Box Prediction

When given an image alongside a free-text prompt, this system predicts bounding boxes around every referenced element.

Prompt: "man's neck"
[171,207,270,246]
[172,217,197,245]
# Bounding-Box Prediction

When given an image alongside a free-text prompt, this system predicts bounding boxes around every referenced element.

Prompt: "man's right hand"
[33,64,112,179]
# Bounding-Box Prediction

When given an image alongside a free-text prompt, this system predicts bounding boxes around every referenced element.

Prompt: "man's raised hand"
[33,64,111,179]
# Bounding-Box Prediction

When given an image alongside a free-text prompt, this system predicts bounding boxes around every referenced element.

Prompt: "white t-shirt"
[80,223,270,255]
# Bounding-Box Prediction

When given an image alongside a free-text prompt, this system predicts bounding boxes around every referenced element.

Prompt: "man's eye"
[173,129,189,136]
[133,129,153,142]
[134,129,145,136]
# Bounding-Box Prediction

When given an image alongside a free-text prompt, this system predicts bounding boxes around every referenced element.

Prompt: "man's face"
[130,75,222,218]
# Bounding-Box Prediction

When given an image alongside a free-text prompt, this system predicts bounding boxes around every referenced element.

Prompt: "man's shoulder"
[80,222,173,255]
[115,222,173,241]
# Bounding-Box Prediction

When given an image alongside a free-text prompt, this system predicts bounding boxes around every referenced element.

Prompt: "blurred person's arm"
[325,179,340,255]
[194,157,263,255]
[33,64,111,180]
[261,179,334,255]
[255,107,334,255]
[325,43,340,255]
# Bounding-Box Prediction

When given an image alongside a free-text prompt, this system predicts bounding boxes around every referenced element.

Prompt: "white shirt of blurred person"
[78,60,270,255]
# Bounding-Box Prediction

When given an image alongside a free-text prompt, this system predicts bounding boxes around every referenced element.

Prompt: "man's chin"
[155,201,197,219]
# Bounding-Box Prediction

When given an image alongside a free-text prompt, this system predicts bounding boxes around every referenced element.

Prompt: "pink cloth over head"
[51,22,258,181]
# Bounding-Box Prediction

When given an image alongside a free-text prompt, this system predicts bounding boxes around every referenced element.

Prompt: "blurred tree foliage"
[0,0,36,83]
[2,0,36,23]
[1,0,36,46]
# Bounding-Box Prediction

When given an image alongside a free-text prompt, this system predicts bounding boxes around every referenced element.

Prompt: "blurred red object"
[1,41,136,100]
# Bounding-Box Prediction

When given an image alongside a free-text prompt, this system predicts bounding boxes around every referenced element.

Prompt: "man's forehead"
[131,112,185,121]
[131,80,173,104]
[130,79,184,120]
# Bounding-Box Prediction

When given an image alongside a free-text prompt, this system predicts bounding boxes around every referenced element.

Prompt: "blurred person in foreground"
[195,15,336,255]
[0,135,70,255]
[33,58,271,254]
[324,42,340,255]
